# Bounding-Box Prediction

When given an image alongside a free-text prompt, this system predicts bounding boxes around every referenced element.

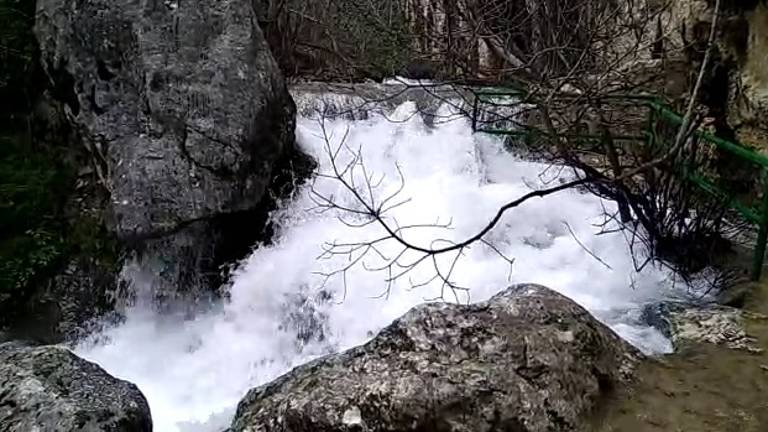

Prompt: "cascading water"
[75,98,682,432]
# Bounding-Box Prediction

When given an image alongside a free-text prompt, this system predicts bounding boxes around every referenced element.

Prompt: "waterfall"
[75,94,680,432]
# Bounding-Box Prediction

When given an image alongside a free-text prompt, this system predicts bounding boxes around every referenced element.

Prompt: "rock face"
[717,2,768,149]
[35,0,296,239]
[33,0,310,303]
[231,284,641,432]
[0,343,152,431]
[662,1,768,149]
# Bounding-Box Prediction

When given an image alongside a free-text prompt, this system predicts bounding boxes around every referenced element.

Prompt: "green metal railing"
[471,89,768,280]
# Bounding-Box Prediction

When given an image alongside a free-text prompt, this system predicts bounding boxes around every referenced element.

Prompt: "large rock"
[33,0,310,302]
[0,343,152,431]
[35,0,296,239]
[231,284,641,432]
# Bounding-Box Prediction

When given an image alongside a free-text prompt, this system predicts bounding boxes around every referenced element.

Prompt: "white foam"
[75,101,680,432]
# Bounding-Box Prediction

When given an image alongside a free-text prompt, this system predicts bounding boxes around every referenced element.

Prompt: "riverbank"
[597,280,768,431]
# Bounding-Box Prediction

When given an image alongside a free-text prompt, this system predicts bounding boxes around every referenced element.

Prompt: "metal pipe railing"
[471,90,768,280]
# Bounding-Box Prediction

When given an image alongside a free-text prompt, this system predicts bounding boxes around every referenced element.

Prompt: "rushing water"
[76,101,681,431]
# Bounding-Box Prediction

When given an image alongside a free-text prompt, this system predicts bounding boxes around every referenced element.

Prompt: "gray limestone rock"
[33,0,311,305]
[643,301,765,353]
[35,0,298,240]
[0,343,152,431]
[231,284,641,432]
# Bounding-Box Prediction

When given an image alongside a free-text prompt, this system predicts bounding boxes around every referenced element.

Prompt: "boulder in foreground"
[231,284,641,432]
[0,343,151,431]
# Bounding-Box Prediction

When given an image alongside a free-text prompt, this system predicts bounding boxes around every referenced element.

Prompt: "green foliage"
[336,0,414,78]
[0,137,65,228]
[0,134,71,297]
[262,0,416,80]
[0,229,64,297]
[0,0,74,313]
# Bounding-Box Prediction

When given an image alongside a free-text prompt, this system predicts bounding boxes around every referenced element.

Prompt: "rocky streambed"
[4,281,766,431]
[3,284,641,431]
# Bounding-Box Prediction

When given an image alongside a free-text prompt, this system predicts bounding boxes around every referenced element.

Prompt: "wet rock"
[231,284,641,432]
[34,0,311,301]
[643,302,764,353]
[0,342,152,431]
[716,281,755,308]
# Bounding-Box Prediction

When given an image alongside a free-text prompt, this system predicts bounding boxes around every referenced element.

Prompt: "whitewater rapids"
[76,101,681,431]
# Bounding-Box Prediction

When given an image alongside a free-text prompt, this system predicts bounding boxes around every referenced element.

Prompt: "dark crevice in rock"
[490,415,528,432]
[723,0,761,14]
[545,405,571,430]
[148,72,163,92]
[412,414,453,432]
[722,15,750,61]
[701,50,736,138]
[96,59,116,81]
[594,368,616,395]
[46,60,80,116]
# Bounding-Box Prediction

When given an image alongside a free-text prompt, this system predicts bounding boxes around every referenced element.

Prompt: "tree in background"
[306,0,745,297]
[255,0,416,80]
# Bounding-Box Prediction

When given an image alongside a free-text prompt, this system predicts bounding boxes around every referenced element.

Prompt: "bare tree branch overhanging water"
[298,0,743,297]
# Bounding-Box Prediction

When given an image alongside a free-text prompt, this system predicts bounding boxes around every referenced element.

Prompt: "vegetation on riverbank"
[0,0,60,308]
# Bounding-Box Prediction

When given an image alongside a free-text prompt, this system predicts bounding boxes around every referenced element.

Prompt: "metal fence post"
[751,172,768,280]
[471,94,479,132]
